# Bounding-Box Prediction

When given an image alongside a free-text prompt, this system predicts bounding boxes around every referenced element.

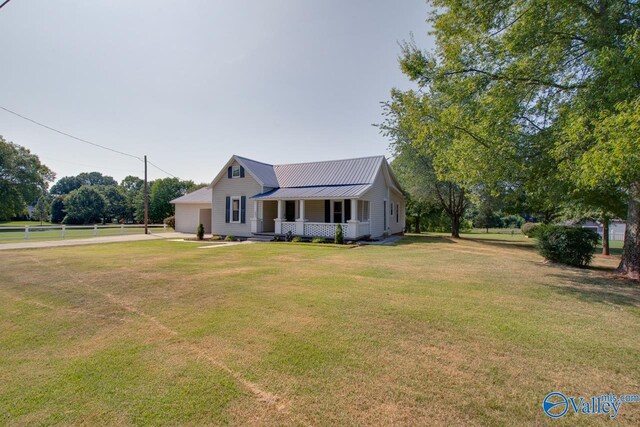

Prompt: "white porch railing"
[281,222,297,235]
[303,222,349,238]
[277,221,370,239]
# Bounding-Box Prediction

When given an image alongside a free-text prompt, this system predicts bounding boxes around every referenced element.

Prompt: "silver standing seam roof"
[169,187,211,204]
[249,155,386,200]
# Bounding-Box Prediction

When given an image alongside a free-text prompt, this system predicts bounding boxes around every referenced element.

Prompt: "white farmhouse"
[171,155,405,240]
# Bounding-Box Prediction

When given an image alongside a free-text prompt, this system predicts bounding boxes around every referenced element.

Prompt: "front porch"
[250,198,371,240]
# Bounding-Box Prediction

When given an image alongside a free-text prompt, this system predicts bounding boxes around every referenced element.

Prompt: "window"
[333,200,343,223]
[391,202,394,216]
[396,203,399,223]
[232,165,241,178]
[231,197,240,222]
[358,200,370,222]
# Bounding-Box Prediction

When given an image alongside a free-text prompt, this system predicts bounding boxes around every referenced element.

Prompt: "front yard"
[0,234,638,425]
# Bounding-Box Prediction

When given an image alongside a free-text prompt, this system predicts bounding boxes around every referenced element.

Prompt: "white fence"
[0,224,168,242]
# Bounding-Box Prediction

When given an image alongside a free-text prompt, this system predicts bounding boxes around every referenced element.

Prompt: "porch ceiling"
[251,184,371,200]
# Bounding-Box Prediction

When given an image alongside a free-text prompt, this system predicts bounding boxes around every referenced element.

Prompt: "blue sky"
[0,0,433,184]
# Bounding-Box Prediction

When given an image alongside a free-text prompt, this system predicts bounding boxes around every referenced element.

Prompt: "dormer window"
[232,165,241,178]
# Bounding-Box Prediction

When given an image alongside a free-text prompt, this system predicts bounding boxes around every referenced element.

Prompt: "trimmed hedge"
[521,222,541,237]
[196,223,205,240]
[536,225,599,267]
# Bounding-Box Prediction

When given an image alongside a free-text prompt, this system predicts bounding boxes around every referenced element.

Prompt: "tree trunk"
[616,183,640,280]
[451,215,461,238]
[602,217,610,256]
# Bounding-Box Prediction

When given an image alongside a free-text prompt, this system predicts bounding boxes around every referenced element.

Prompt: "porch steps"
[247,234,276,242]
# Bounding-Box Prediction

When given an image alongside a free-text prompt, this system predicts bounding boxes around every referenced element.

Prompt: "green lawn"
[1,235,639,425]
[0,225,170,243]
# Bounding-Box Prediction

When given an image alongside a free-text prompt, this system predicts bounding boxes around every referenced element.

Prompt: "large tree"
[148,178,191,224]
[0,136,55,220]
[386,1,640,279]
[51,172,117,195]
[63,186,106,225]
[391,146,469,237]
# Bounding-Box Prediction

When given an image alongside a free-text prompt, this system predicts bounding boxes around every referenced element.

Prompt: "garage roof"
[170,187,211,204]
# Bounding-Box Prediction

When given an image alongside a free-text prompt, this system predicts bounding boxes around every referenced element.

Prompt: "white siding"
[212,161,262,237]
[175,203,211,234]
[360,167,405,238]
[361,168,388,238]
[389,189,405,235]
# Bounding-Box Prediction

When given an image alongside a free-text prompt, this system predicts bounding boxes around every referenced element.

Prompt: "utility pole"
[144,155,149,234]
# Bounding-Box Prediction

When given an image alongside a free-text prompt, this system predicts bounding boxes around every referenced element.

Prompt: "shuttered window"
[231,197,240,222]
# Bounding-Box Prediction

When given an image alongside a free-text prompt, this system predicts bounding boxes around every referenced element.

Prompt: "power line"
[0,0,14,10]
[0,106,142,161]
[147,160,177,178]
[1,105,180,179]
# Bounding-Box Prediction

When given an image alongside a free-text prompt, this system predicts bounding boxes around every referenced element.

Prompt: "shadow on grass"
[459,237,537,253]
[545,269,640,308]
[395,234,458,245]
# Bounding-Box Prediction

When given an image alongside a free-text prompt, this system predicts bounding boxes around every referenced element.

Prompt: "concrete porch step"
[247,235,276,242]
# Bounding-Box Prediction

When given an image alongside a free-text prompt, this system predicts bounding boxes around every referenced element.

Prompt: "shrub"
[196,223,204,240]
[335,224,344,244]
[284,230,293,242]
[536,225,599,267]
[521,222,541,237]
[311,237,327,244]
[291,236,302,243]
[163,216,175,229]
[211,235,222,240]
[224,235,236,241]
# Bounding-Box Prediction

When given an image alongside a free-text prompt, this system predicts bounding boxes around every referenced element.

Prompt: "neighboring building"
[171,154,405,239]
[581,219,626,241]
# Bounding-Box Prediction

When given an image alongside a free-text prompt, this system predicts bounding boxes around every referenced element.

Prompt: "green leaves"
[0,136,55,220]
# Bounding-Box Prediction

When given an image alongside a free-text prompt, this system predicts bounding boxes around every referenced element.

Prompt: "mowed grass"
[0,225,171,244]
[0,235,639,426]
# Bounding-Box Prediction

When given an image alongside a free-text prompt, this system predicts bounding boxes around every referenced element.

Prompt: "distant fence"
[0,224,168,242]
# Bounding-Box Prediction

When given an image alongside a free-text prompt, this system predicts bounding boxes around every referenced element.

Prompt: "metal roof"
[235,155,279,188]
[235,155,385,189]
[252,184,372,200]
[170,187,211,204]
[273,156,383,187]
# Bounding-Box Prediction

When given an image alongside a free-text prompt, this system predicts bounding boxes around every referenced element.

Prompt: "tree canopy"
[0,136,55,220]
[382,0,640,279]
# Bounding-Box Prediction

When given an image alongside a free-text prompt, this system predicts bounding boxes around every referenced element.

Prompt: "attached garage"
[170,187,212,234]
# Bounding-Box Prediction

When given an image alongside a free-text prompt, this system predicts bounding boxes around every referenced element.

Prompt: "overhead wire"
[0,106,179,179]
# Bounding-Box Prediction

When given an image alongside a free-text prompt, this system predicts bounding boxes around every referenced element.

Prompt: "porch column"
[274,199,283,234]
[250,199,260,233]
[347,198,360,240]
[296,199,306,235]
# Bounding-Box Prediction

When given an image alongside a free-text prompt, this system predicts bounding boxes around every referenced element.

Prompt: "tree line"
[0,135,204,225]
